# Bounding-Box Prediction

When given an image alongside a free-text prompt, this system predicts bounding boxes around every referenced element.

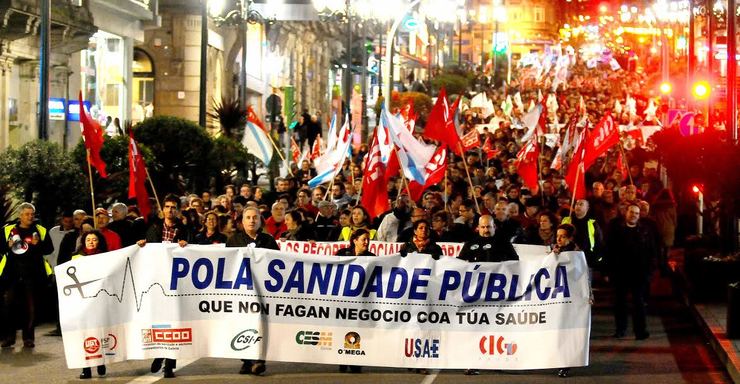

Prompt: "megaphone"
[10,233,27,254]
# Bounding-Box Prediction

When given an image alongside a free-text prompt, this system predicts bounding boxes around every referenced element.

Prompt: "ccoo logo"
[231,329,262,351]
[479,335,517,356]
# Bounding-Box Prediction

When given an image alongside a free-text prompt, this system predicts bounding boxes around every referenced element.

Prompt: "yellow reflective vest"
[1,224,54,278]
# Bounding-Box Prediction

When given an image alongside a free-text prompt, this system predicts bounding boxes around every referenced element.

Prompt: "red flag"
[615,150,628,180]
[565,129,588,200]
[401,101,416,132]
[423,88,460,150]
[78,91,107,178]
[246,106,268,133]
[482,136,499,160]
[310,136,322,161]
[461,129,481,152]
[582,112,618,169]
[360,131,390,218]
[128,131,151,221]
[515,134,540,192]
[290,137,301,164]
[407,146,448,201]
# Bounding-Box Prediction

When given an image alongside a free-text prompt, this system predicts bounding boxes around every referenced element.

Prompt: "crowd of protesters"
[0,60,681,379]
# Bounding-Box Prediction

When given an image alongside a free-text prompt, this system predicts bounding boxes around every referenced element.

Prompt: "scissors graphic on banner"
[63,266,101,297]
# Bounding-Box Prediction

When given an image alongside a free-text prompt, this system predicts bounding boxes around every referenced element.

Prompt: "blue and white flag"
[242,106,273,166]
[382,107,436,184]
[308,115,352,188]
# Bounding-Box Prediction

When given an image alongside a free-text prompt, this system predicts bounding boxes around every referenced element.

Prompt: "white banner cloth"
[56,244,591,370]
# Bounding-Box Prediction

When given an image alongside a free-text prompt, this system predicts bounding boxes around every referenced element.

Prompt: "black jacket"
[605,219,657,281]
[335,247,376,256]
[399,240,444,260]
[458,234,518,263]
[144,219,193,243]
[226,231,279,250]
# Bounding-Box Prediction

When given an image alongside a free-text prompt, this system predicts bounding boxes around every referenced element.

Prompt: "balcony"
[0,0,96,54]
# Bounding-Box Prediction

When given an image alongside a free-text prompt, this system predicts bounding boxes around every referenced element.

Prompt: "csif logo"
[231,329,262,351]
[404,338,440,358]
[295,331,332,347]
[102,333,118,356]
[479,335,517,356]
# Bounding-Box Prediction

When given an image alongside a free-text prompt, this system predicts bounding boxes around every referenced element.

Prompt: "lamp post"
[314,0,355,120]
[209,0,275,107]
[38,0,50,140]
[492,3,506,88]
[199,1,207,128]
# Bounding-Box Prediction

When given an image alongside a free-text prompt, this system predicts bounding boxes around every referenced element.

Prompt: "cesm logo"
[83,337,102,360]
[141,325,193,348]
[295,331,332,349]
[338,332,365,356]
[231,329,262,351]
[479,335,517,356]
[404,338,440,358]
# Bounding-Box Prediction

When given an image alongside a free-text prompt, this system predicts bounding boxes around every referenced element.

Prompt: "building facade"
[0,0,158,150]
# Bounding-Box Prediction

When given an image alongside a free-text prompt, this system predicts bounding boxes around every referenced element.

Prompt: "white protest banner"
[279,240,464,257]
[57,244,591,370]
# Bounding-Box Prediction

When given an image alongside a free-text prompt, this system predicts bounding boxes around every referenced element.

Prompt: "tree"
[209,95,246,140]
[132,116,213,195]
[430,66,475,96]
[209,136,263,191]
[0,141,87,226]
[652,129,740,251]
[390,91,433,127]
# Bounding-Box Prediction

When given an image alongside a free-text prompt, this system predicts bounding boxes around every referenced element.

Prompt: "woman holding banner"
[399,220,443,260]
[335,228,374,373]
[193,211,227,245]
[71,230,108,380]
[335,228,375,257]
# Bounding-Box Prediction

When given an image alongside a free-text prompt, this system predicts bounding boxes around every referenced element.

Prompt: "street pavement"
[0,276,732,383]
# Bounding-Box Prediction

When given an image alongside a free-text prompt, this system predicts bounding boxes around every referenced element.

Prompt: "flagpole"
[538,135,546,207]
[265,133,294,177]
[457,142,481,214]
[85,149,97,229]
[391,148,414,201]
[618,141,634,186]
[144,167,162,215]
[354,175,365,208]
[444,167,449,213]
[569,154,583,218]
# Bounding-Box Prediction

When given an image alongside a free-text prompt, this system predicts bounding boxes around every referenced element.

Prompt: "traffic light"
[659,81,672,95]
[691,81,710,100]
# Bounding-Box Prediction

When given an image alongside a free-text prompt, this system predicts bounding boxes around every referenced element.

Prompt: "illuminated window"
[534,7,545,22]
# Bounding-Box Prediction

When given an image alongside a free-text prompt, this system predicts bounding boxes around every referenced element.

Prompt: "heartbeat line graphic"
[76,257,260,312]
[81,257,172,312]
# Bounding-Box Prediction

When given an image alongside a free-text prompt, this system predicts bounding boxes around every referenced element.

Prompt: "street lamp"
[314,0,354,118]
[492,2,506,87]
[209,0,275,108]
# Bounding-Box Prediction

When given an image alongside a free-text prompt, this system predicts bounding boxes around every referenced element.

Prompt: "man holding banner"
[226,207,279,376]
[458,215,518,263]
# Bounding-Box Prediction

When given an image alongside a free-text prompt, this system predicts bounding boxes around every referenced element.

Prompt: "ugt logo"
[479,335,517,356]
